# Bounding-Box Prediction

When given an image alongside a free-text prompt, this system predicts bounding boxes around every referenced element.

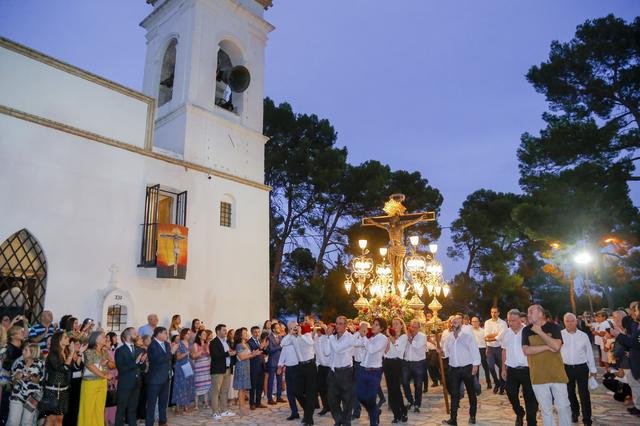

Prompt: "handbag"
[24,393,41,413]
[105,389,118,407]
[181,362,194,378]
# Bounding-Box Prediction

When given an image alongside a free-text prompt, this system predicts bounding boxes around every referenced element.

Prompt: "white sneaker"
[221,411,236,417]
[212,413,222,420]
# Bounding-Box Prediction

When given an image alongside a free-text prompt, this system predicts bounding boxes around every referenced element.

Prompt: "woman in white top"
[169,314,182,338]
[355,318,389,426]
[384,318,408,423]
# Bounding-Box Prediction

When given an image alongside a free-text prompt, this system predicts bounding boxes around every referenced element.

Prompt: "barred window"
[220,201,232,227]
[106,304,128,332]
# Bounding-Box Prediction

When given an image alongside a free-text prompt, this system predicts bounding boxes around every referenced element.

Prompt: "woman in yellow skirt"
[78,331,115,426]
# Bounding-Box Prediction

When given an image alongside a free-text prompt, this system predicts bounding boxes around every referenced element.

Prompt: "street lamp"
[574,251,594,313]
[574,252,592,265]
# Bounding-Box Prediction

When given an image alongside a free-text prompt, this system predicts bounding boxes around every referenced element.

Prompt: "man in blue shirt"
[138,314,159,338]
[28,310,55,352]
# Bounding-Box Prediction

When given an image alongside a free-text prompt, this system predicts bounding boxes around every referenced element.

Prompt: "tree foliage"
[265,99,443,318]
[264,98,346,314]
[519,15,640,183]
[443,15,640,318]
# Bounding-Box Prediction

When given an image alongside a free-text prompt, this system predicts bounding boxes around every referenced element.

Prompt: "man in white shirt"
[442,315,480,425]
[484,307,508,394]
[279,322,301,421]
[355,318,388,426]
[470,317,492,390]
[315,327,331,416]
[282,321,316,426]
[351,321,369,420]
[324,316,355,426]
[402,319,427,412]
[561,313,596,426]
[500,309,537,426]
[425,335,441,389]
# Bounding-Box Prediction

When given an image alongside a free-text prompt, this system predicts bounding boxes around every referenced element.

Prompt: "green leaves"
[521,14,640,186]
[514,162,638,244]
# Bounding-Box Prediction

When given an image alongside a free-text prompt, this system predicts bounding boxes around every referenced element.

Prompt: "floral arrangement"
[356,294,419,324]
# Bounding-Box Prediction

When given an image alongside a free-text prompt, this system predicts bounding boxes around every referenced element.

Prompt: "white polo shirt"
[404,332,427,361]
[500,327,528,368]
[384,333,407,359]
[561,329,597,373]
[358,333,388,369]
[484,318,507,348]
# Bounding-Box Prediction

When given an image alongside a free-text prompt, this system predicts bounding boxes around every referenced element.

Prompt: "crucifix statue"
[159,229,187,277]
[362,194,435,286]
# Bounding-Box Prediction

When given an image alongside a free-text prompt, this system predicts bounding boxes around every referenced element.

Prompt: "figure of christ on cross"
[159,230,187,277]
[362,195,435,286]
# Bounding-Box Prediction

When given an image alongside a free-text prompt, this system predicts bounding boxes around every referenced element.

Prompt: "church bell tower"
[140,0,273,184]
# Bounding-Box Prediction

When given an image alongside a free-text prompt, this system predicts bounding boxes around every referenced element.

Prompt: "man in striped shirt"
[27,310,55,352]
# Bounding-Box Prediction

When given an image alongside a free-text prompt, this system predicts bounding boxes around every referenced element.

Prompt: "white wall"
[0,45,149,149]
[0,114,270,330]
[0,33,270,330]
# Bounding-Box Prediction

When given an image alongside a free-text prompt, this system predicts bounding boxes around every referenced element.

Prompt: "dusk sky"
[1,0,638,278]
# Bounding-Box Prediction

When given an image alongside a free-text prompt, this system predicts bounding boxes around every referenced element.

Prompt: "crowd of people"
[0,301,638,426]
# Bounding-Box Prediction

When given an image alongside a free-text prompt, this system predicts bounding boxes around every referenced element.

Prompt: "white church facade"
[0,0,274,330]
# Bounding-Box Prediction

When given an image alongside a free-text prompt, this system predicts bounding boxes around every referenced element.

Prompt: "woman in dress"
[189,319,201,345]
[136,335,151,422]
[171,328,194,415]
[384,317,408,423]
[104,340,119,426]
[7,343,45,426]
[169,314,182,338]
[62,336,84,426]
[79,319,96,342]
[43,331,83,426]
[191,329,211,410]
[233,328,262,416]
[105,332,118,351]
[78,331,115,426]
[226,329,238,404]
[190,319,201,335]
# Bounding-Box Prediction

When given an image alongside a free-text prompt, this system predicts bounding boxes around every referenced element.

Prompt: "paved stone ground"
[165,382,638,426]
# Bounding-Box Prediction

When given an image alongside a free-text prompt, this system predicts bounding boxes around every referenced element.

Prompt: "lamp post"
[574,251,594,313]
[345,235,450,309]
[424,276,451,415]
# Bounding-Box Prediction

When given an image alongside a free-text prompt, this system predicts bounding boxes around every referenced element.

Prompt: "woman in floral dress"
[233,328,261,416]
[191,329,211,410]
[171,329,194,415]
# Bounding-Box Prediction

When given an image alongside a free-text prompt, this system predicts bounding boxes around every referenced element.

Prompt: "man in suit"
[210,323,235,420]
[145,326,178,426]
[115,327,147,426]
[267,323,284,404]
[248,326,267,409]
